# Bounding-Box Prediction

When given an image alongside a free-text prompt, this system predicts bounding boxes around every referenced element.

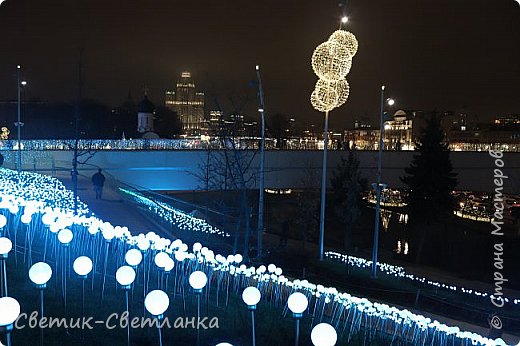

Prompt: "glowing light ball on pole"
[29,262,52,346]
[311,23,358,261]
[144,290,169,346]
[287,292,309,346]
[116,265,136,346]
[242,286,261,346]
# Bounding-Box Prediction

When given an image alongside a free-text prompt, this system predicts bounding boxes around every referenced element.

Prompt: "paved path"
[53,171,170,237]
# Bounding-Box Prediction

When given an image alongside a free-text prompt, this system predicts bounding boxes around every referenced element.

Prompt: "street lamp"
[29,262,52,346]
[144,290,169,346]
[15,65,27,172]
[287,292,309,346]
[0,237,13,297]
[242,286,261,346]
[189,271,208,346]
[116,266,136,346]
[310,323,337,346]
[255,64,266,258]
[371,86,395,278]
[0,297,21,346]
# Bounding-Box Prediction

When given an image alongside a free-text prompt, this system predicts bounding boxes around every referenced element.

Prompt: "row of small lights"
[0,169,514,346]
[325,251,520,307]
[119,187,230,237]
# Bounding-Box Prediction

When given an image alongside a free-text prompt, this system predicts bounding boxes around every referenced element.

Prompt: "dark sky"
[0,0,519,129]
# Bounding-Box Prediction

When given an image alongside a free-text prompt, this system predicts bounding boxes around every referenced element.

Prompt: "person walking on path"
[91,168,106,200]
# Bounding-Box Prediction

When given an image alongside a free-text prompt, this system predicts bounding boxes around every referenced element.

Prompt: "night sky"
[0,0,519,128]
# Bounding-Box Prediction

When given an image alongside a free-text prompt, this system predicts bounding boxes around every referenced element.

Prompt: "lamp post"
[310,323,337,346]
[0,297,21,346]
[144,290,169,346]
[189,271,207,346]
[0,237,13,297]
[57,228,73,311]
[116,266,136,346]
[73,255,93,341]
[371,86,394,278]
[29,262,52,346]
[16,65,22,172]
[242,286,261,346]
[287,292,309,346]
[311,26,358,260]
[255,64,266,259]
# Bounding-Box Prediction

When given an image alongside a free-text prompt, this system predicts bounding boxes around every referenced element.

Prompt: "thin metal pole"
[251,310,256,346]
[6,332,11,346]
[17,65,21,172]
[319,110,330,260]
[371,86,385,278]
[158,322,163,346]
[125,290,130,346]
[40,288,44,346]
[294,318,300,346]
[196,294,201,346]
[256,65,266,258]
[1,258,7,296]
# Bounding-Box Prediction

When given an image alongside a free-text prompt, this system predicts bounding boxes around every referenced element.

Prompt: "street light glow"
[341,16,348,23]
[387,98,395,106]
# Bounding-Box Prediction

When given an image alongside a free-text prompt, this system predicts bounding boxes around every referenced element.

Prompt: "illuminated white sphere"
[154,252,170,269]
[242,286,261,307]
[57,229,73,245]
[145,290,169,316]
[0,215,7,228]
[387,98,395,106]
[125,249,143,267]
[29,262,53,286]
[216,344,233,346]
[288,292,309,314]
[116,266,136,287]
[137,238,150,252]
[193,242,202,252]
[311,41,352,82]
[189,271,208,290]
[0,237,13,255]
[0,297,21,327]
[341,16,348,24]
[329,30,358,58]
[73,256,93,277]
[234,254,243,263]
[21,214,32,224]
[311,323,337,346]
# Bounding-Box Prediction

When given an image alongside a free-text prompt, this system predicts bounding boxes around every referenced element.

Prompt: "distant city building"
[382,110,415,150]
[494,114,520,126]
[165,72,205,135]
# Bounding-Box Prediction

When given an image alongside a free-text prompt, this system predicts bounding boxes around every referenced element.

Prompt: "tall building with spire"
[165,72,205,135]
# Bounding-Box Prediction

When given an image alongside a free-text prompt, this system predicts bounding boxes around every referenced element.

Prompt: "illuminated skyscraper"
[165,72,205,135]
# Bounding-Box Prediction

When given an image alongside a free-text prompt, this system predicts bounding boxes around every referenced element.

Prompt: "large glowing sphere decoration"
[310,79,350,112]
[311,28,357,113]
[125,249,143,267]
[287,292,309,315]
[311,41,352,82]
[189,271,208,290]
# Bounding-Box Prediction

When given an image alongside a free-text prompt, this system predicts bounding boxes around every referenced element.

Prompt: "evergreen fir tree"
[401,112,458,221]
[401,112,458,262]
